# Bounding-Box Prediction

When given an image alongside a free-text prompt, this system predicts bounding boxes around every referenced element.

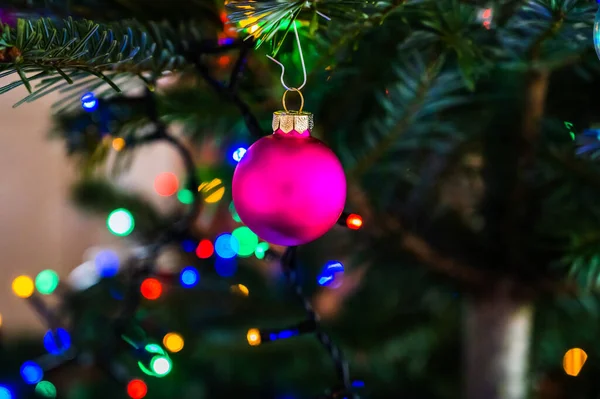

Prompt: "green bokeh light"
[229,201,241,223]
[35,381,56,398]
[144,343,165,355]
[232,226,259,257]
[255,242,269,260]
[150,356,172,377]
[35,270,59,295]
[139,343,172,377]
[107,208,135,237]
[177,189,194,204]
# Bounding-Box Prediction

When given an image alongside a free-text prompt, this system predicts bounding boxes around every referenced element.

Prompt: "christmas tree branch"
[0,17,199,102]
[226,0,400,53]
[190,40,264,138]
[349,55,447,178]
[400,230,489,287]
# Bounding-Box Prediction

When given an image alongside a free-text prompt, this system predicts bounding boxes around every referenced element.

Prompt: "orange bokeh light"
[346,214,363,230]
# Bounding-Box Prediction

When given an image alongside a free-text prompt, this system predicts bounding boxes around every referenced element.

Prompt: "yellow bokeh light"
[0,313,3,327]
[563,347,587,376]
[198,178,225,203]
[163,332,184,353]
[237,284,249,296]
[247,328,261,346]
[112,137,126,152]
[230,284,250,296]
[12,275,34,298]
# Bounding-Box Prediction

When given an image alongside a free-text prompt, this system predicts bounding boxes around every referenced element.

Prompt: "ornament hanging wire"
[266,22,307,91]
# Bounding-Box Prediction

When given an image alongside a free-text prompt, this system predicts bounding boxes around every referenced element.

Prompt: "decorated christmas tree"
[3,0,600,398]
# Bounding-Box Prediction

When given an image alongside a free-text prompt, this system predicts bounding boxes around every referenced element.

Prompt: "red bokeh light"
[127,379,147,399]
[346,214,363,230]
[196,239,214,259]
[140,278,163,300]
[220,11,228,23]
[218,56,231,67]
[154,172,179,197]
[482,8,492,19]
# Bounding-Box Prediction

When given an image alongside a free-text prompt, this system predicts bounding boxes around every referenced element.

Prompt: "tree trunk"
[465,285,534,399]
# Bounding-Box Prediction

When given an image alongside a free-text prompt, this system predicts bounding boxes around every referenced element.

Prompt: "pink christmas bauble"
[232,129,346,246]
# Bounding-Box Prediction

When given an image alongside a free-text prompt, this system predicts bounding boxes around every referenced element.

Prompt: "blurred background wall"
[0,81,175,333]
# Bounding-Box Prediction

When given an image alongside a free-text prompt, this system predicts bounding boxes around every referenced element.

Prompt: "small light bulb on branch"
[247,320,316,346]
[247,328,261,346]
[337,212,363,230]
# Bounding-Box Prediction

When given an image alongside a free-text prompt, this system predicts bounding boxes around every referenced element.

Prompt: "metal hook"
[266,22,307,91]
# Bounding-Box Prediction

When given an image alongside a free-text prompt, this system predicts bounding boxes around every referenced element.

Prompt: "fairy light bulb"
[231,284,249,296]
[107,208,135,236]
[112,138,126,151]
[35,270,59,295]
[232,147,247,162]
[154,172,179,197]
[232,226,259,257]
[127,380,147,399]
[196,240,214,259]
[150,356,172,376]
[247,328,261,346]
[0,386,12,399]
[346,214,363,230]
[12,276,34,298]
[215,234,239,259]
[177,189,194,204]
[254,242,269,259]
[180,267,199,288]
[563,348,587,376]
[20,361,43,384]
[35,381,56,398]
[43,328,71,355]
[163,333,184,353]
[94,250,120,278]
[81,92,98,111]
[198,178,225,203]
[140,278,162,300]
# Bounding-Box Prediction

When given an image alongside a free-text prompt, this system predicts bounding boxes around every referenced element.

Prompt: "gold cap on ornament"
[272,111,314,133]
[273,88,313,133]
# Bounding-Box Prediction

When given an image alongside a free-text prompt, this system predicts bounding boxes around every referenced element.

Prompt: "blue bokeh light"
[215,257,237,277]
[317,261,345,287]
[218,37,235,46]
[181,239,196,253]
[81,92,98,112]
[180,267,199,288]
[43,328,71,355]
[0,386,12,399]
[214,234,239,259]
[94,250,120,278]
[269,330,298,341]
[20,361,43,385]
[232,147,247,163]
[352,380,365,388]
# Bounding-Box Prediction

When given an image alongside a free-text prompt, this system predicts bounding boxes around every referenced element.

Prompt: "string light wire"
[17,30,359,399]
